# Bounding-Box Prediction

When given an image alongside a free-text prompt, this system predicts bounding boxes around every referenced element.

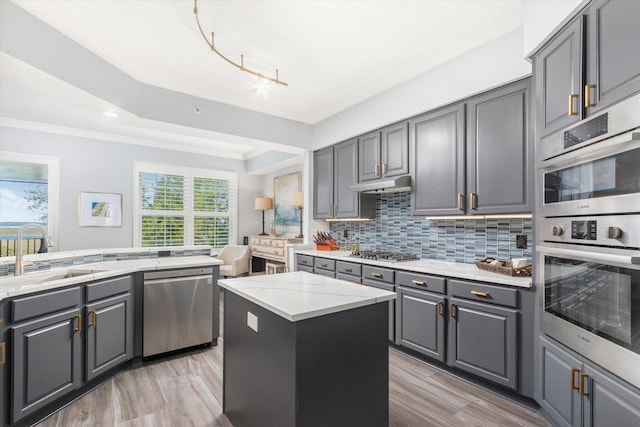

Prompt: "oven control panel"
[540,215,640,248]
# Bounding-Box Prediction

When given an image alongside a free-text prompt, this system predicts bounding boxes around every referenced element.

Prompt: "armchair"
[216,245,250,278]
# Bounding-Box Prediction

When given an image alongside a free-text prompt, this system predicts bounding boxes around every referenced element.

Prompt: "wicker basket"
[474,257,532,277]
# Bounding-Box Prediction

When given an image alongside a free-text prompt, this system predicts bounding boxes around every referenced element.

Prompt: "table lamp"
[255,197,273,236]
[291,191,304,239]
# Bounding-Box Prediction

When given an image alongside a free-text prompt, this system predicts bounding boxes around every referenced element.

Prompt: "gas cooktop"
[350,251,419,262]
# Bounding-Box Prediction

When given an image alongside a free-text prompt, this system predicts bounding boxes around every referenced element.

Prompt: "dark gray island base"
[223,289,389,427]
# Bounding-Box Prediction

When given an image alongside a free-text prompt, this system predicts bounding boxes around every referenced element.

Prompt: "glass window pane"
[194,177,229,212]
[140,172,184,211]
[194,216,229,247]
[141,216,184,247]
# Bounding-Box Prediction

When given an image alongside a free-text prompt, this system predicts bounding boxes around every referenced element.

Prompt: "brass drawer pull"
[411,279,426,286]
[301,260,308,264]
[457,193,464,211]
[437,301,443,316]
[374,164,380,176]
[371,272,383,278]
[579,373,590,396]
[470,192,477,210]
[568,94,579,115]
[471,290,489,297]
[450,303,456,318]
[585,84,596,108]
[74,314,82,332]
[382,163,388,175]
[570,368,580,391]
[0,342,5,365]
[89,310,97,327]
[321,263,328,268]
[344,267,352,272]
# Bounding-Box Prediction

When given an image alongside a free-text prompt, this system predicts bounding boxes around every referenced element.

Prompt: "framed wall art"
[78,191,122,227]
[273,171,301,224]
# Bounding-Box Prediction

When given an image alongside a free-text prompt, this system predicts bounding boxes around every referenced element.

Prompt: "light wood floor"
[35,297,549,427]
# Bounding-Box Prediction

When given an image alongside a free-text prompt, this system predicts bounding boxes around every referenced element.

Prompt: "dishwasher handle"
[144,274,212,286]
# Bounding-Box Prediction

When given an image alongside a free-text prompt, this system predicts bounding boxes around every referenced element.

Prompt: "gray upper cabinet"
[535,17,583,137]
[534,0,640,137]
[313,146,334,219]
[333,139,359,218]
[358,122,409,182]
[411,103,466,216]
[313,139,374,219]
[466,79,531,214]
[586,0,640,114]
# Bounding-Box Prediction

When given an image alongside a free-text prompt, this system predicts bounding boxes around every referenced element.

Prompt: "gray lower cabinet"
[11,303,83,422]
[448,297,517,390]
[85,292,133,381]
[363,279,395,342]
[395,287,445,362]
[296,254,314,273]
[539,335,640,427]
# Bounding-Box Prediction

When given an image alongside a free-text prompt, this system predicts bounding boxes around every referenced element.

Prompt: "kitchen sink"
[21,269,107,284]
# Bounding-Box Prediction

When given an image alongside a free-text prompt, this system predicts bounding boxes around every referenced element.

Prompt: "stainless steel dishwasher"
[143,267,214,357]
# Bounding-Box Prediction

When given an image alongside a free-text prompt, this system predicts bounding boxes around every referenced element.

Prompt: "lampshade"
[254,197,273,210]
[291,191,304,207]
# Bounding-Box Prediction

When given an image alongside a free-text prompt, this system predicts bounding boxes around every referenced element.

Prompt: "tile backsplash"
[329,192,532,264]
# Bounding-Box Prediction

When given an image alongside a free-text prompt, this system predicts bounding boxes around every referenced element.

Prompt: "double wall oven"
[536,93,640,388]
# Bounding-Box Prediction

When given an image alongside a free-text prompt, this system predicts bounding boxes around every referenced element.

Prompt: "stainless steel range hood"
[349,175,411,193]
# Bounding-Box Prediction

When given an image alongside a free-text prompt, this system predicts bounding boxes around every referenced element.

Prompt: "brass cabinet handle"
[374,164,380,176]
[585,84,596,108]
[344,267,352,272]
[411,279,426,286]
[471,290,489,297]
[450,303,456,318]
[301,260,308,264]
[89,310,97,327]
[570,368,580,391]
[372,272,383,278]
[470,192,477,210]
[579,373,590,396]
[382,163,388,175]
[437,301,443,316]
[0,342,5,365]
[321,263,328,268]
[74,314,82,332]
[568,94,579,115]
[457,193,464,211]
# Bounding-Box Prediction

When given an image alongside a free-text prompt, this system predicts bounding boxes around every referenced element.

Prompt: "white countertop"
[296,250,533,288]
[219,271,396,322]
[0,256,222,300]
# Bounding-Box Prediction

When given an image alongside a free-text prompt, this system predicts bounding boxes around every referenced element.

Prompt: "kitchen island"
[218,271,396,427]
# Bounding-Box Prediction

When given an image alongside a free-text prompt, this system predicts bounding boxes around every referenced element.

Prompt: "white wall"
[522,0,584,58]
[0,126,263,251]
[313,28,531,149]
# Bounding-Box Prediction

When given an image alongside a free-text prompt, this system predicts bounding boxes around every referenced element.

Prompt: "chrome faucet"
[15,223,54,276]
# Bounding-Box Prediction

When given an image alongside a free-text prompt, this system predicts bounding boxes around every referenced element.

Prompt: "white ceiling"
[11,0,524,125]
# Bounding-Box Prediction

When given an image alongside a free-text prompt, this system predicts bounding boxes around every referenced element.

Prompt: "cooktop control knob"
[551,225,564,236]
[607,226,622,239]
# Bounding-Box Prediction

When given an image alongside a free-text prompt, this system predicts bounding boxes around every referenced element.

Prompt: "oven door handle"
[537,245,640,266]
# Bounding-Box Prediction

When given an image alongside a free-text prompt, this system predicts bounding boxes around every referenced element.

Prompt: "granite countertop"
[296,250,533,288]
[219,271,396,322]
[0,256,222,300]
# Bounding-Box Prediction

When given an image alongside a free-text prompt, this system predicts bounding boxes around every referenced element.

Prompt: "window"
[0,152,59,257]
[134,162,237,248]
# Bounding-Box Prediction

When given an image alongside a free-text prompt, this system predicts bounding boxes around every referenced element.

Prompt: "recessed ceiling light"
[101,110,119,118]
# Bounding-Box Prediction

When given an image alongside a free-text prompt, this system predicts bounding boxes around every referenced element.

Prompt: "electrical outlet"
[516,234,527,249]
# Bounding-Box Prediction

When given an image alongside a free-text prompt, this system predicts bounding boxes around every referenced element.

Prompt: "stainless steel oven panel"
[537,244,640,389]
[538,133,640,217]
[540,215,640,248]
[538,93,640,162]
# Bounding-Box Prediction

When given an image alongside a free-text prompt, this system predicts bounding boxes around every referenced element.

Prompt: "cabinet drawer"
[396,271,445,294]
[315,269,335,279]
[362,265,394,284]
[250,237,261,246]
[336,261,361,277]
[260,238,273,246]
[449,279,518,308]
[314,258,336,271]
[271,240,285,248]
[297,254,314,267]
[336,273,361,284]
[297,265,314,274]
[12,286,82,322]
[86,276,132,302]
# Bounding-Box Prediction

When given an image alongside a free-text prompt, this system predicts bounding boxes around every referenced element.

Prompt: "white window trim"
[133,161,238,247]
[0,151,59,252]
